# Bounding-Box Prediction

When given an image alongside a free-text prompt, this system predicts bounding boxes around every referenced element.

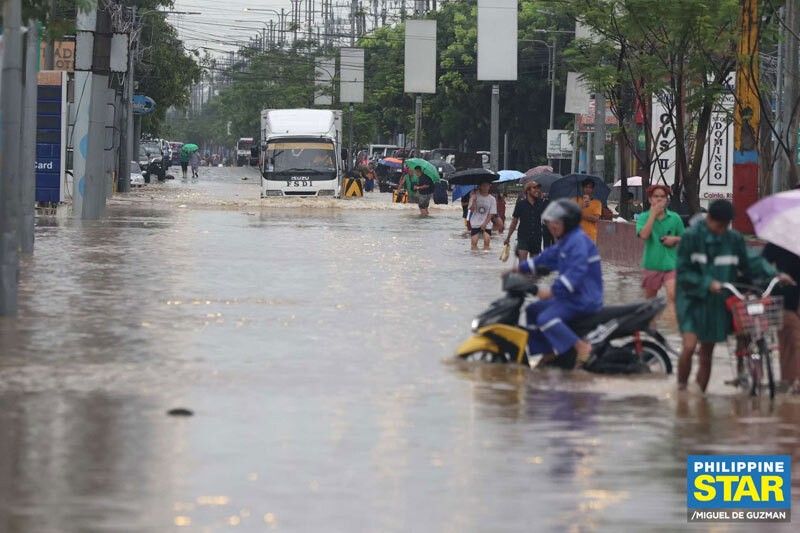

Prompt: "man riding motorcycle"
[513,199,602,368]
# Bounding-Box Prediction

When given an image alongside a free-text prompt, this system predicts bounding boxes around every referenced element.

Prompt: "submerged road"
[0,166,797,532]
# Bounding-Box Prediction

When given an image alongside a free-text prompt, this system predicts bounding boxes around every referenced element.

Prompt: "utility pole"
[732,0,759,232]
[118,7,135,193]
[593,92,605,179]
[490,84,499,171]
[351,0,358,46]
[414,95,422,152]
[0,0,24,315]
[74,3,111,219]
[547,38,556,168]
[780,0,799,191]
[21,20,39,255]
[45,0,56,69]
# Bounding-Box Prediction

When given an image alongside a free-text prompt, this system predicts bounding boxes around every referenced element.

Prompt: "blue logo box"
[687,455,791,510]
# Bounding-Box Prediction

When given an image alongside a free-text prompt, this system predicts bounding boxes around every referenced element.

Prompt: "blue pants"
[525,299,590,356]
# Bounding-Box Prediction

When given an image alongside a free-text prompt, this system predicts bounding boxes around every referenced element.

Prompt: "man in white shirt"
[468,181,498,251]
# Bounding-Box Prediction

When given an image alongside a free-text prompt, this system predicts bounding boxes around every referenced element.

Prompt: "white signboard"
[650,94,677,187]
[404,20,437,94]
[699,73,735,203]
[339,48,364,103]
[477,0,517,81]
[314,57,336,106]
[547,129,573,159]
[565,72,590,114]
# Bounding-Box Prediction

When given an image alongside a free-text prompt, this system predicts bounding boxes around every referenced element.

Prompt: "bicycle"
[723,277,784,400]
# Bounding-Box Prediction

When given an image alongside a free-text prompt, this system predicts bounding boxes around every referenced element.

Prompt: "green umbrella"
[405,158,440,182]
[181,143,199,156]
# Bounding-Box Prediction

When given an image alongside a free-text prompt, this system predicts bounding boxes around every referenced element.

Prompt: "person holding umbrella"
[412,166,434,216]
[180,143,199,180]
[575,178,603,242]
[468,181,498,251]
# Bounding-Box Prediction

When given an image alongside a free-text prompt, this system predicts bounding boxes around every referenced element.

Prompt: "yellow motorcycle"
[455,274,673,374]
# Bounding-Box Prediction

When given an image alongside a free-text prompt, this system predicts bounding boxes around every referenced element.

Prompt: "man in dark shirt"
[762,243,800,392]
[504,180,546,261]
[412,166,434,216]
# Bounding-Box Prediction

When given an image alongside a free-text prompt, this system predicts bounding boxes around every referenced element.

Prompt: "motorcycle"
[455,273,674,374]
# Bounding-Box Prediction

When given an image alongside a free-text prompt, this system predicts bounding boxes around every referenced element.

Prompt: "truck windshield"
[264,141,336,177]
[237,140,253,151]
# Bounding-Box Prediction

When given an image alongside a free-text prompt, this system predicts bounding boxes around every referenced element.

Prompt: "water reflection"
[0,168,796,531]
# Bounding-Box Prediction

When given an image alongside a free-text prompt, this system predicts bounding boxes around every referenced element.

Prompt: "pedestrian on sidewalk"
[675,200,780,393]
[505,180,546,261]
[761,243,800,393]
[575,178,603,242]
[636,184,685,303]
[469,181,498,251]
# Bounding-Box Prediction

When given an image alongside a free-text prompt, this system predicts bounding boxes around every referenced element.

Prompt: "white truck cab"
[260,109,343,198]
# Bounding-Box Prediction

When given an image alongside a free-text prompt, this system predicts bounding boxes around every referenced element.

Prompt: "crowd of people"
[496,180,800,395]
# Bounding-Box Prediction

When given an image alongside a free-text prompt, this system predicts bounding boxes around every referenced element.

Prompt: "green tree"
[561,0,740,213]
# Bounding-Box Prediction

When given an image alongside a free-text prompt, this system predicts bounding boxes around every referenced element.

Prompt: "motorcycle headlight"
[471,318,481,332]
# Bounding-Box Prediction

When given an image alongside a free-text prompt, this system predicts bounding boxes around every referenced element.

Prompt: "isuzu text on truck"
[260,109,343,198]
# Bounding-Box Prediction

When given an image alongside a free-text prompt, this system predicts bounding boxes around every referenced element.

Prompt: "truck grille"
[283,191,317,196]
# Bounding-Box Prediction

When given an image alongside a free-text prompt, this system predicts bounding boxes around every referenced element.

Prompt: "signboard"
[547,129,573,159]
[39,41,75,72]
[339,48,364,104]
[477,0,517,81]
[35,71,68,203]
[314,57,336,106]
[650,94,677,187]
[132,95,156,115]
[404,20,437,94]
[699,73,735,203]
[565,72,590,115]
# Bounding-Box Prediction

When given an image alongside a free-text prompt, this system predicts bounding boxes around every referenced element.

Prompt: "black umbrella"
[448,168,499,186]
[549,174,611,204]
[520,172,561,193]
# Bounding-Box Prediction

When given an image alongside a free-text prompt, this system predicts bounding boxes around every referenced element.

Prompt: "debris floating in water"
[167,408,194,417]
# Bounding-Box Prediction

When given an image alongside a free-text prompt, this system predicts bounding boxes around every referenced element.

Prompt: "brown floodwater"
[0,167,797,532]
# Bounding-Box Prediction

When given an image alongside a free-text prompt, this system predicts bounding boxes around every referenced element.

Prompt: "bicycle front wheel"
[757,338,775,400]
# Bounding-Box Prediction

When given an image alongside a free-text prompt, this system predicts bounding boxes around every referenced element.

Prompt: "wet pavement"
[0,166,798,532]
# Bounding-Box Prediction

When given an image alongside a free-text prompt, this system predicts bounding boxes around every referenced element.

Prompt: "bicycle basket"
[727,296,784,337]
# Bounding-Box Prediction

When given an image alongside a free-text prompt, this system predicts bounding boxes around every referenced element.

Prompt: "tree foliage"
[560,0,740,213]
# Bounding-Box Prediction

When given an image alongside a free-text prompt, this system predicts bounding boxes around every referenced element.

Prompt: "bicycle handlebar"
[722,277,782,300]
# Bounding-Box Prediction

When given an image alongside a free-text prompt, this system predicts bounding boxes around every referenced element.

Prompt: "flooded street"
[0,166,798,532]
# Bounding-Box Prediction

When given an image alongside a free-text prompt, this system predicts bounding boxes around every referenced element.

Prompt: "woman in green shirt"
[636,185,685,302]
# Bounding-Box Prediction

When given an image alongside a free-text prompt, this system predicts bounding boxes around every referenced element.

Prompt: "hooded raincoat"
[675,222,776,343]
[519,227,604,355]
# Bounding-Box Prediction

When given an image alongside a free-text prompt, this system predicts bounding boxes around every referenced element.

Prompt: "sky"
[169,1,398,56]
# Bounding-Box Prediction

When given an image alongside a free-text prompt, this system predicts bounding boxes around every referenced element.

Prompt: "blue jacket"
[519,227,604,312]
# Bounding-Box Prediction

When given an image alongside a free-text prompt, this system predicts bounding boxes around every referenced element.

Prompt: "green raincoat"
[675,221,776,342]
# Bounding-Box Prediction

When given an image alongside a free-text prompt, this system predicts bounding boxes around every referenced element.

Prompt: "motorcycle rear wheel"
[621,340,673,375]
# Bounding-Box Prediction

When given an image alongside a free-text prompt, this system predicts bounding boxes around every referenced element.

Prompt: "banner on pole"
[339,48,364,104]
[404,20,437,94]
[477,0,517,81]
[565,72,590,115]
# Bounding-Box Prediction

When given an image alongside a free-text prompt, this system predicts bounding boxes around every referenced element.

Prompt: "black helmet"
[542,199,582,233]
